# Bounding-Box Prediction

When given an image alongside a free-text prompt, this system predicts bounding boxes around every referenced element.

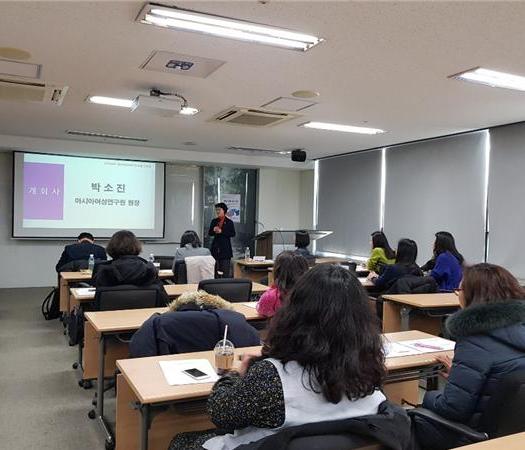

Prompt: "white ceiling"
[2,1,525,164]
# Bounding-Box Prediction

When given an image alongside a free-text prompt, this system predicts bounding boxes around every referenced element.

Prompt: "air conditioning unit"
[212,107,301,127]
[0,78,68,105]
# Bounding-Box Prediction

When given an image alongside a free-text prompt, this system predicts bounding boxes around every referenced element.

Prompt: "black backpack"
[41,288,60,320]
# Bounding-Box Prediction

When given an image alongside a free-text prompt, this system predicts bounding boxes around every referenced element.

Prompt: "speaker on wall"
[291,149,307,162]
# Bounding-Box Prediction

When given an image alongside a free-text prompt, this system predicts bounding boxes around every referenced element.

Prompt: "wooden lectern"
[254,230,332,259]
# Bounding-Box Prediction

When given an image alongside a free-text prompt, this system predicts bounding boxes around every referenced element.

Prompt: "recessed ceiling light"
[180,106,199,115]
[137,3,323,51]
[291,90,319,98]
[450,67,525,92]
[88,96,133,108]
[301,121,385,135]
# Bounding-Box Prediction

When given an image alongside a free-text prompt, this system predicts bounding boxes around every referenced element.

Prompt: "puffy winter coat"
[422,300,525,429]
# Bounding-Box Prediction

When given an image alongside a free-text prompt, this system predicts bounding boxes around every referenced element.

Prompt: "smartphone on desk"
[182,368,211,381]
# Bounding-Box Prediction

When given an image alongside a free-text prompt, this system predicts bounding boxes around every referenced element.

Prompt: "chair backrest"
[198,278,252,303]
[155,255,174,270]
[480,370,525,438]
[185,255,216,284]
[173,261,188,284]
[94,284,159,311]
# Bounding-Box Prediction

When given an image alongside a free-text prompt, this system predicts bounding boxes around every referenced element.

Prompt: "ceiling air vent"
[0,78,68,105]
[226,146,291,156]
[66,130,149,143]
[212,107,301,127]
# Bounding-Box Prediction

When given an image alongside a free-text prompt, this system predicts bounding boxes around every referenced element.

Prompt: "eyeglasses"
[454,288,463,296]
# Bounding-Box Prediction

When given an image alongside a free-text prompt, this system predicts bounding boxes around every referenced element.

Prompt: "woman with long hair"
[169,264,388,450]
[371,238,422,291]
[367,231,396,273]
[429,232,463,291]
[414,263,525,449]
[256,251,309,317]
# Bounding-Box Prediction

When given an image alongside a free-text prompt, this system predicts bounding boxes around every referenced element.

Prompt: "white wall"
[257,168,314,232]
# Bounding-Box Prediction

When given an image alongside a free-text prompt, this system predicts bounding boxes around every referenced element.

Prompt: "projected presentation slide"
[12,152,165,238]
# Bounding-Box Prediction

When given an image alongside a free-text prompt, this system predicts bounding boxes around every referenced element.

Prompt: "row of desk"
[114,330,453,450]
[57,265,466,450]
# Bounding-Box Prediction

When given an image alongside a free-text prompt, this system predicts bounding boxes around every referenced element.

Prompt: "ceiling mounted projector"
[131,94,182,113]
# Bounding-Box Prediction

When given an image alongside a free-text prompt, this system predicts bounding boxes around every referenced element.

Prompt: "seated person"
[370,238,422,291]
[92,230,168,305]
[414,263,525,450]
[294,230,315,263]
[173,230,211,264]
[367,231,396,273]
[55,232,107,272]
[256,251,309,318]
[129,290,260,357]
[169,264,387,450]
[429,232,464,291]
[421,231,463,272]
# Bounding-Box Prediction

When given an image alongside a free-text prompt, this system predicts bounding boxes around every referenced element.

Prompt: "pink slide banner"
[23,162,64,220]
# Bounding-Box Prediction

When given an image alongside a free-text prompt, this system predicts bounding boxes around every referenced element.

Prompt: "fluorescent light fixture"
[88,96,133,108]
[301,121,385,135]
[450,67,525,92]
[137,4,323,51]
[180,106,199,115]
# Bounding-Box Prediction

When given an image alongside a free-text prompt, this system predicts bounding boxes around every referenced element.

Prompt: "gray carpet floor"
[0,287,109,450]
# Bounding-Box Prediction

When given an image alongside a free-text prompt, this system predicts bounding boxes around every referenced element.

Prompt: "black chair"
[198,278,252,303]
[239,434,386,450]
[409,370,525,445]
[155,255,175,270]
[94,284,160,311]
[173,260,188,284]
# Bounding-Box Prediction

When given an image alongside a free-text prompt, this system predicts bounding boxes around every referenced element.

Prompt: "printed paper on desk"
[384,342,422,358]
[159,359,219,386]
[76,288,96,295]
[399,338,455,354]
[241,302,257,308]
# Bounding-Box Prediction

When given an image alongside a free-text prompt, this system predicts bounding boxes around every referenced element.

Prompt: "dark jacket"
[209,217,236,260]
[384,275,438,295]
[92,255,168,306]
[129,304,260,357]
[55,242,107,272]
[422,301,525,430]
[374,263,423,291]
[235,400,413,450]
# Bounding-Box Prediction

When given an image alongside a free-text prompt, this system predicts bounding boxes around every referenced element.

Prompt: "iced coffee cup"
[214,339,235,375]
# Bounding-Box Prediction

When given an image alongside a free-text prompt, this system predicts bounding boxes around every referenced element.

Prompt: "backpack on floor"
[67,305,85,346]
[41,288,60,320]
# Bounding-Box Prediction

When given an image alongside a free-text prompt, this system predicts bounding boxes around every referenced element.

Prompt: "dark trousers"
[215,258,231,278]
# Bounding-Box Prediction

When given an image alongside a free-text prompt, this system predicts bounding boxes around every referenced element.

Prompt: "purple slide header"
[23,162,64,220]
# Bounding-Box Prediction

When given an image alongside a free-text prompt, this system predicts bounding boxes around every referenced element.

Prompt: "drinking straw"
[222,325,228,352]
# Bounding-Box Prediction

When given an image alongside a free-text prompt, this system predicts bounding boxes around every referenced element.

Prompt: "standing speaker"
[291,149,307,162]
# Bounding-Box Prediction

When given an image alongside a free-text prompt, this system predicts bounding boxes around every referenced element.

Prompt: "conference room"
[1,1,525,450]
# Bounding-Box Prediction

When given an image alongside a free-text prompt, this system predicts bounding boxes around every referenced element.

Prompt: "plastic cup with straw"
[214,325,235,375]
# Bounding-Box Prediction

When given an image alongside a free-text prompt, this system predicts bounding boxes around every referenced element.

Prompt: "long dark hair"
[274,251,309,295]
[395,239,418,265]
[180,230,201,248]
[462,263,524,307]
[263,264,385,403]
[434,231,464,264]
[371,231,395,260]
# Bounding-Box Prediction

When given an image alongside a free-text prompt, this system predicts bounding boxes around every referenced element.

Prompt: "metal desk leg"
[140,404,150,450]
[95,333,114,448]
[400,306,411,331]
